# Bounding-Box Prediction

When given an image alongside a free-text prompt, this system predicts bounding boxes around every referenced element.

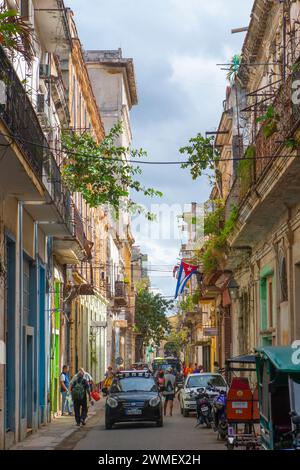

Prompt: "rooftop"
[85,48,138,107]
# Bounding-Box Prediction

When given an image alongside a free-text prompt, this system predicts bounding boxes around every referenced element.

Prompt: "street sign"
[203,327,218,337]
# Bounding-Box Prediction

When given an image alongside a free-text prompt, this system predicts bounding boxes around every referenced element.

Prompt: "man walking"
[70,369,91,426]
[163,367,176,417]
[60,365,72,416]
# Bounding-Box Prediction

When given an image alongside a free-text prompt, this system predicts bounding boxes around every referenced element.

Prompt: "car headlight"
[149,396,160,407]
[107,397,118,408]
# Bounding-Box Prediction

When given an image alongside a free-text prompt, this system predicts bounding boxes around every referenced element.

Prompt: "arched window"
[279,253,288,302]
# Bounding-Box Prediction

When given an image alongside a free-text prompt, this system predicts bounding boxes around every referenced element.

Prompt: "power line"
[0,130,298,166]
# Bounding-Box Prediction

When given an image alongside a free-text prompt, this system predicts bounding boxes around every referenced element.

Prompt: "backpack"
[72,378,86,401]
[166,378,174,393]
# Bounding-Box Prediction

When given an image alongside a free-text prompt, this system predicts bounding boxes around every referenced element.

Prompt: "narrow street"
[56,400,224,451]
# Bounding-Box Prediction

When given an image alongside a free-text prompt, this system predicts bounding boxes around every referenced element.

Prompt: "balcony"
[114,281,129,306]
[226,73,300,248]
[53,206,93,264]
[0,46,74,240]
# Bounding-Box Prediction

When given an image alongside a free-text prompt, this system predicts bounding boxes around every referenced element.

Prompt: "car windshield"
[187,375,226,389]
[113,377,157,393]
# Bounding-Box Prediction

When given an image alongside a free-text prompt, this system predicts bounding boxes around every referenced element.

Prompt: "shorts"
[164,394,175,401]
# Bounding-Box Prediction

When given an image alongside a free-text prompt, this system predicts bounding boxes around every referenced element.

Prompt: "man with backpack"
[163,367,176,417]
[70,369,91,426]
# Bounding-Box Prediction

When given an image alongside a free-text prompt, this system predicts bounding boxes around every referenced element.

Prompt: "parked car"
[105,370,163,429]
[179,373,228,417]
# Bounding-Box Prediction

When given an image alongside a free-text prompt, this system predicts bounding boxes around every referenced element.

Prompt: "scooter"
[291,413,300,450]
[195,388,213,428]
[212,389,228,440]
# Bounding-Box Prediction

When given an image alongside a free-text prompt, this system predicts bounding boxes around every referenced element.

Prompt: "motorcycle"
[195,387,213,428]
[212,389,228,440]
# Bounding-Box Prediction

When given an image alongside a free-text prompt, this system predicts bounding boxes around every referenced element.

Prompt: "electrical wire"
[0,130,297,166]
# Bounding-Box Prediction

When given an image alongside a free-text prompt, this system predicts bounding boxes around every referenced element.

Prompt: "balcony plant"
[0,7,34,65]
[256,105,280,139]
[236,145,256,198]
[200,205,238,275]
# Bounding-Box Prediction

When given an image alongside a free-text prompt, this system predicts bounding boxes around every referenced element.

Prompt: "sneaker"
[81,420,86,425]
[68,412,73,416]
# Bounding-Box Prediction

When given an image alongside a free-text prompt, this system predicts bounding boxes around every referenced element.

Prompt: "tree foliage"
[0,8,34,65]
[62,122,163,219]
[164,329,189,356]
[179,133,220,180]
[134,289,173,349]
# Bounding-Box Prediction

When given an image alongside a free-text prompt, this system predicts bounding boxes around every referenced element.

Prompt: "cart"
[225,354,260,450]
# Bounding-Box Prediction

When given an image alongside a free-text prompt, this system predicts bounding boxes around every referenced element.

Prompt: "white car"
[179,373,228,417]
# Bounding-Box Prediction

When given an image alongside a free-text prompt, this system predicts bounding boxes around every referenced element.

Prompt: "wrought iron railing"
[0,46,73,233]
[114,281,129,305]
[226,72,300,214]
[73,205,93,260]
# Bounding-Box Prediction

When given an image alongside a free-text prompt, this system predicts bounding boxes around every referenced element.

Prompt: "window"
[279,255,288,302]
[260,273,274,332]
[267,277,273,328]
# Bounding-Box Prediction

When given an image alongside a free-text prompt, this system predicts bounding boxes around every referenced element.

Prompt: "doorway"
[5,237,16,433]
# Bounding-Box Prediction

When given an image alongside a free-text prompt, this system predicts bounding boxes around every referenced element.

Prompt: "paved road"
[58,399,225,451]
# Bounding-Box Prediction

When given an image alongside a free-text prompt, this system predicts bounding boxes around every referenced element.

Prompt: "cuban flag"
[174,260,198,299]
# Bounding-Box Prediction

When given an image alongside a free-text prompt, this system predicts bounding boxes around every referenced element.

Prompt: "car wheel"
[105,420,113,430]
[183,409,189,417]
[156,417,163,427]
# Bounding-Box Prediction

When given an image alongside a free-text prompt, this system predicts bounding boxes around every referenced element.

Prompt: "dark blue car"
[105,371,163,429]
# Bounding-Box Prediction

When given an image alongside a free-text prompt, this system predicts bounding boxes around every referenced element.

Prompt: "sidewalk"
[10,401,104,450]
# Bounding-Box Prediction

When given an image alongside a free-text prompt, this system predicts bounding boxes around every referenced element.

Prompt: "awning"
[256,346,300,373]
[226,354,257,372]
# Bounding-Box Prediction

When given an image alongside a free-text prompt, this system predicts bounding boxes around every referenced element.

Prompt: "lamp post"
[228,278,240,301]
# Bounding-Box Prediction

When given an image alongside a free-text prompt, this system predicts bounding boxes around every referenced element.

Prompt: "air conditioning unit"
[37,93,50,128]
[37,93,46,114]
[20,0,34,28]
[39,64,51,79]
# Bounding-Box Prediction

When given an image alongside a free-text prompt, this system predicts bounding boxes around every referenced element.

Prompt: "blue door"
[39,266,46,423]
[5,238,16,432]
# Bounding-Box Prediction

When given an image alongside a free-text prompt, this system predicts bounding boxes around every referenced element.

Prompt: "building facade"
[85,49,139,369]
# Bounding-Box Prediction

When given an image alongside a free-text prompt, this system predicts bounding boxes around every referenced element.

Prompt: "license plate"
[232,402,248,409]
[125,408,142,416]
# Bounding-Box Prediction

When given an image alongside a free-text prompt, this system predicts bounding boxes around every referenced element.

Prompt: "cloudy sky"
[67,0,254,297]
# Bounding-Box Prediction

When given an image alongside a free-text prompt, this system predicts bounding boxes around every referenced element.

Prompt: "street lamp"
[228,278,240,301]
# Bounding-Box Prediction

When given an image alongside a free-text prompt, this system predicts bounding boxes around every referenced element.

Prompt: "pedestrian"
[70,368,91,426]
[105,366,113,378]
[214,361,221,373]
[79,367,95,392]
[59,365,72,416]
[157,370,165,393]
[102,368,114,394]
[163,367,176,417]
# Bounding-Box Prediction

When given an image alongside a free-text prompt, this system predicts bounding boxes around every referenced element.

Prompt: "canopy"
[226,354,256,372]
[256,346,300,373]
[226,354,256,364]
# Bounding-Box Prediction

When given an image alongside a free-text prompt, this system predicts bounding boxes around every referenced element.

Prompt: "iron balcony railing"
[114,281,129,306]
[0,46,73,233]
[225,71,300,214]
[73,205,93,260]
